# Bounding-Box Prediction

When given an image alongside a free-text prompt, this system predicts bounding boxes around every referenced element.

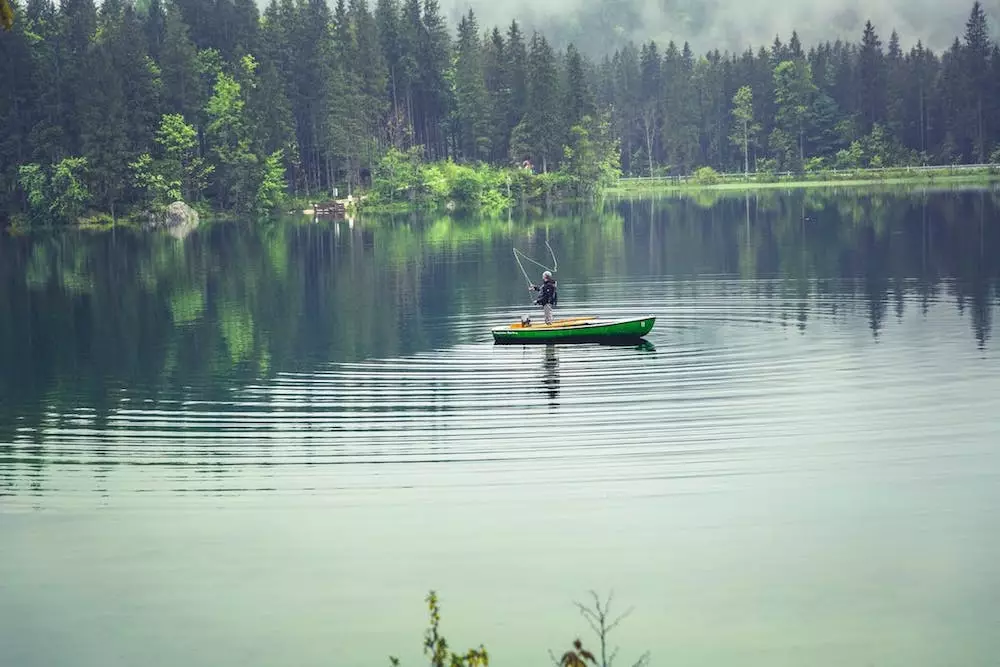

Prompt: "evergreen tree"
[8,0,1000,215]
[0,2,41,215]
[522,32,560,172]
[416,0,450,159]
[350,0,388,160]
[454,10,489,161]
[143,0,165,60]
[564,43,595,130]
[885,30,906,137]
[963,1,991,161]
[505,20,528,147]
[858,21,886,132]
[483,27,510,163]
[773,59,818,168]
[637,41,661,176]
[58,0,99,155]
[159,2,201,120]
[376,0,406,124]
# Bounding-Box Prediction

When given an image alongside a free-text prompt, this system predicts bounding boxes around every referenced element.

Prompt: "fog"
[443,0,1000,55]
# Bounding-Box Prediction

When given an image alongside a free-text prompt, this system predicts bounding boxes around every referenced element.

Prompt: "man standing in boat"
[530,271,558,324]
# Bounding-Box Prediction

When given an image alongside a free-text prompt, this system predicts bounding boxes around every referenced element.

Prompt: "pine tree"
[789,31,803,59]
[905,42,937,158]
[0,0,40,212]
[398,0,421,140]
[938,38,966,162]
[109,3,159,157]
[159,3,201,120]
[564,43,595,130]
[505,20,528,147]
[612,43,640,174]
[523,32,560,172]
[483,27,510,163]
[349,0,388,165]
[376,0,406,126]
[773,59,818,168]
[143,0,165,60]
[329,0,365,193]
[885,30,906,137]
[858,21,886,132]
[80,39,129,214]
[58,0,99,155]
[637,41,661,176]
[661,41,699,173]
[454,10,489,161]
[289,0,335,193]
[964,1,991,161]
[416,0,450,159]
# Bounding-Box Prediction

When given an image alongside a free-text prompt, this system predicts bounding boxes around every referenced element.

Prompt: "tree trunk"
[919,80,926,155]
[743,120,749,176]
[644,123,654,177]
[977,95,984,162]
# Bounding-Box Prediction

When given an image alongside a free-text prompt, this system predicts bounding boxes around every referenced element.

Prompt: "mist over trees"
[1,0,998,220]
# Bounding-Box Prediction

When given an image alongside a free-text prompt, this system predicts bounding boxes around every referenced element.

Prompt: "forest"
[0,0,998,222]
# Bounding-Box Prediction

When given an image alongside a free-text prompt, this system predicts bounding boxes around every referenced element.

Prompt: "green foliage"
[5,0,1000,219]
[804,156,827,173]
[131,113,214,208]
[255,150,287,215]
[372,146,424,204]
[836,141,864,170]
[693,166,721,185]
[130,152,180,207]
[389,591,489,667]
[18,158,92,224]
[730,85,758,174]
[560,112,621,197]
[367,134,620,212]
[204,71,267,214]
[773,59,818,168]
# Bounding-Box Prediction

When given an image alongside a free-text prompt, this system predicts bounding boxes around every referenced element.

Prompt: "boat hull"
[492,316,655,344]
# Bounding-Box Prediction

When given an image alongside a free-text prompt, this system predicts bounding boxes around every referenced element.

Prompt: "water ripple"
[2,278,998,507]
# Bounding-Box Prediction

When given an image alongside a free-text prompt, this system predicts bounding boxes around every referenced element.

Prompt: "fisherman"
[530,271,558,324]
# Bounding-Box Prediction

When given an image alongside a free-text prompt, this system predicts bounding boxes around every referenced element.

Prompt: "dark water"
[2,188,1000,666]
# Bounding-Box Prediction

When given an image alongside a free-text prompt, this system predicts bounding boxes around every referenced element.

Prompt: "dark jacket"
[532,279,557,306]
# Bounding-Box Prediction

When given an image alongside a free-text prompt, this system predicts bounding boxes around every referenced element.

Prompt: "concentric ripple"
[3,277,997,508]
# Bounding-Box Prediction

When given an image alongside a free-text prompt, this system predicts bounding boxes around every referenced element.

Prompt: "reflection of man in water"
[542,345,560,408]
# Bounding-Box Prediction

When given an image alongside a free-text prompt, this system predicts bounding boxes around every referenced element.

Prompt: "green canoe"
[492,315,656,343]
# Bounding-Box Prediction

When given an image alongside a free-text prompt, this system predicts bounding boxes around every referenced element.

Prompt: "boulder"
[146,201,199,238]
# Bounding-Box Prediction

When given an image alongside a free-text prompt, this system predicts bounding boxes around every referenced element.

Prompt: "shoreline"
[606,168,1000,195]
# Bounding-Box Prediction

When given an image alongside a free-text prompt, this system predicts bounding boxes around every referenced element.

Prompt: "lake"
[2,187,1000,667]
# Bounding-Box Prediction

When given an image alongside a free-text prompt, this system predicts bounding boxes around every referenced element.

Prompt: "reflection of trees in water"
[0,190,998,474]
[620,188,1000,348]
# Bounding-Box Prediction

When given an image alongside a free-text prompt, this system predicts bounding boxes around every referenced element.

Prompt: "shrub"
[693,166,721,185]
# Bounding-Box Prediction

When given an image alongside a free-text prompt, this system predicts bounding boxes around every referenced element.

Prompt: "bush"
[693,166,721,185]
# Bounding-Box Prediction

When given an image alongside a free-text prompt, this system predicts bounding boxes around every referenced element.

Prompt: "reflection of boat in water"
[492,315,656,344]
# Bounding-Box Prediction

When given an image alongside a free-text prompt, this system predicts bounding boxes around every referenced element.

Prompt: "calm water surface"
[2,189,1000,666]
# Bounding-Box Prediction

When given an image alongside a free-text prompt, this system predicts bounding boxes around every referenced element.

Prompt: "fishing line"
[513,239,560,302]
[513,247,533,286]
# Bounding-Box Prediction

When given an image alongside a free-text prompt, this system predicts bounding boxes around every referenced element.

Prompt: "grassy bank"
[607,165,1000,194]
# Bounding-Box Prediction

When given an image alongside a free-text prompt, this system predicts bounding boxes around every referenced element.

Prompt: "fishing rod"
[512,242,558,285]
